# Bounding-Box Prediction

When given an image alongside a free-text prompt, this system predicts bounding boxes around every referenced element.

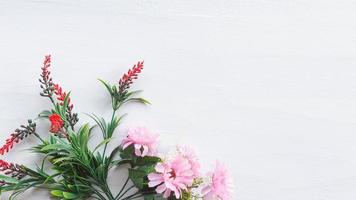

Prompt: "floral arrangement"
[0,55,232,200]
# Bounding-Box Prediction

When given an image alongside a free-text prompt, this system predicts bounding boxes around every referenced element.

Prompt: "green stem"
[33,132,45,143]
[117,185,135,200]
[49,96,55,105]
[103,109,116,157]
[92,188,108,200]
[125,195,143,200]
[120,191,141,200]
[115,176,130,199]
[99,182,116,200]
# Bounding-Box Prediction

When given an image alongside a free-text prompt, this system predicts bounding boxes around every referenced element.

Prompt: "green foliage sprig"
[0,56,233,200]
[0,56,157,200]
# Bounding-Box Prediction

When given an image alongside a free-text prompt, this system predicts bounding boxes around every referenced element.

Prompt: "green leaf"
[126,97,151,105]
[38,110,52,118]
[120,146,134,159]
[50,190,64,197]
[87,113,108,139]
[93,138,112,152]
[125,90,143,98]
[63,192,78,199]
[43,172,61,184]
[0,174,19,184]
[137,165,156,174]
[52,157,72,164]
[41,144,68,152]
[54,104,64,119]
[144,194,166,200]
[128,168,148,189]
[108,146,121,163]
[111,159,131,166]
[144,194,154,200]
[98,79,113,95]
[136,156,161,166]
[62,91,71,113]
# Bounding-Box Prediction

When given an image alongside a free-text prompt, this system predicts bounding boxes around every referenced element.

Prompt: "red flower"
[49,114,64,133]
[39,55,55,98]
[0,159,27,180]
[0,134,18,155]
[41,55,51,81]
[53,83,78,129]
[0,159,11,169]
[119,61,144,94]
[0,120,36,155]
[54,84,74,111]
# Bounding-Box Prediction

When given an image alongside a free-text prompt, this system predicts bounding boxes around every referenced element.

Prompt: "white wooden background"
[1,0,356,199]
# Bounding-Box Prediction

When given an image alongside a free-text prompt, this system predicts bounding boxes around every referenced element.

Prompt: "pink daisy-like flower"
[121,127,159,157]
[177,146,201,178]
[202,161,233,200]
[148,155,195,199]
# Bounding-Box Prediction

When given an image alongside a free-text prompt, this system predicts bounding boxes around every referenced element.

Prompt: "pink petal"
[149,179,163,187]
[173,188,181,199]
[122,141,132,149]
[165,181,176,191]
[134,148,142,156]
[201,185,211,195]
[155,163,166,173]
[156,184,166,193]
[148,173,162,181]
[134,144,141,149]
[163,189,171,198]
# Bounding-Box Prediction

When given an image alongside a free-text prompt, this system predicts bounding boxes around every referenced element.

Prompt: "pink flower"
[121,127,159,157]
[202,161,233,200]
[148,155,195,199]
[178,146,201,178]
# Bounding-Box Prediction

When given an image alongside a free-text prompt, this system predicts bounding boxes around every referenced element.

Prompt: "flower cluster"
[0,55,232,200]
[148,155,196,199]
[39,54,78,129]
[118,61,144,94]
[121,127,232,199]
[54,84,74,111]
[0,159,27,180]
[202,162,233,200]
[39,55,55,99]
[0,120,36,155]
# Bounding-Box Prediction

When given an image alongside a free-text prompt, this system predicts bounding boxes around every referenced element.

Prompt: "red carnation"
[49,114,64,133]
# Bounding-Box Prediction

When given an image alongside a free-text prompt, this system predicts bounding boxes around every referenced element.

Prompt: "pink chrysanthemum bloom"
[177,146,201,178]
[202,161,233,200]
[148,155,195,199]
[121,127,159,157]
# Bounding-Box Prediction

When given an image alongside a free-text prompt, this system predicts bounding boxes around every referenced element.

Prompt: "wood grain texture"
[0,0,356,199]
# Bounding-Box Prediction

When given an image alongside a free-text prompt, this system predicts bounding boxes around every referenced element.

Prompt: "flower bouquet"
[0,55,232,200]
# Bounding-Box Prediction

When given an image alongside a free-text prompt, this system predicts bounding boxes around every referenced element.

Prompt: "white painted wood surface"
[1,0,356,199]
